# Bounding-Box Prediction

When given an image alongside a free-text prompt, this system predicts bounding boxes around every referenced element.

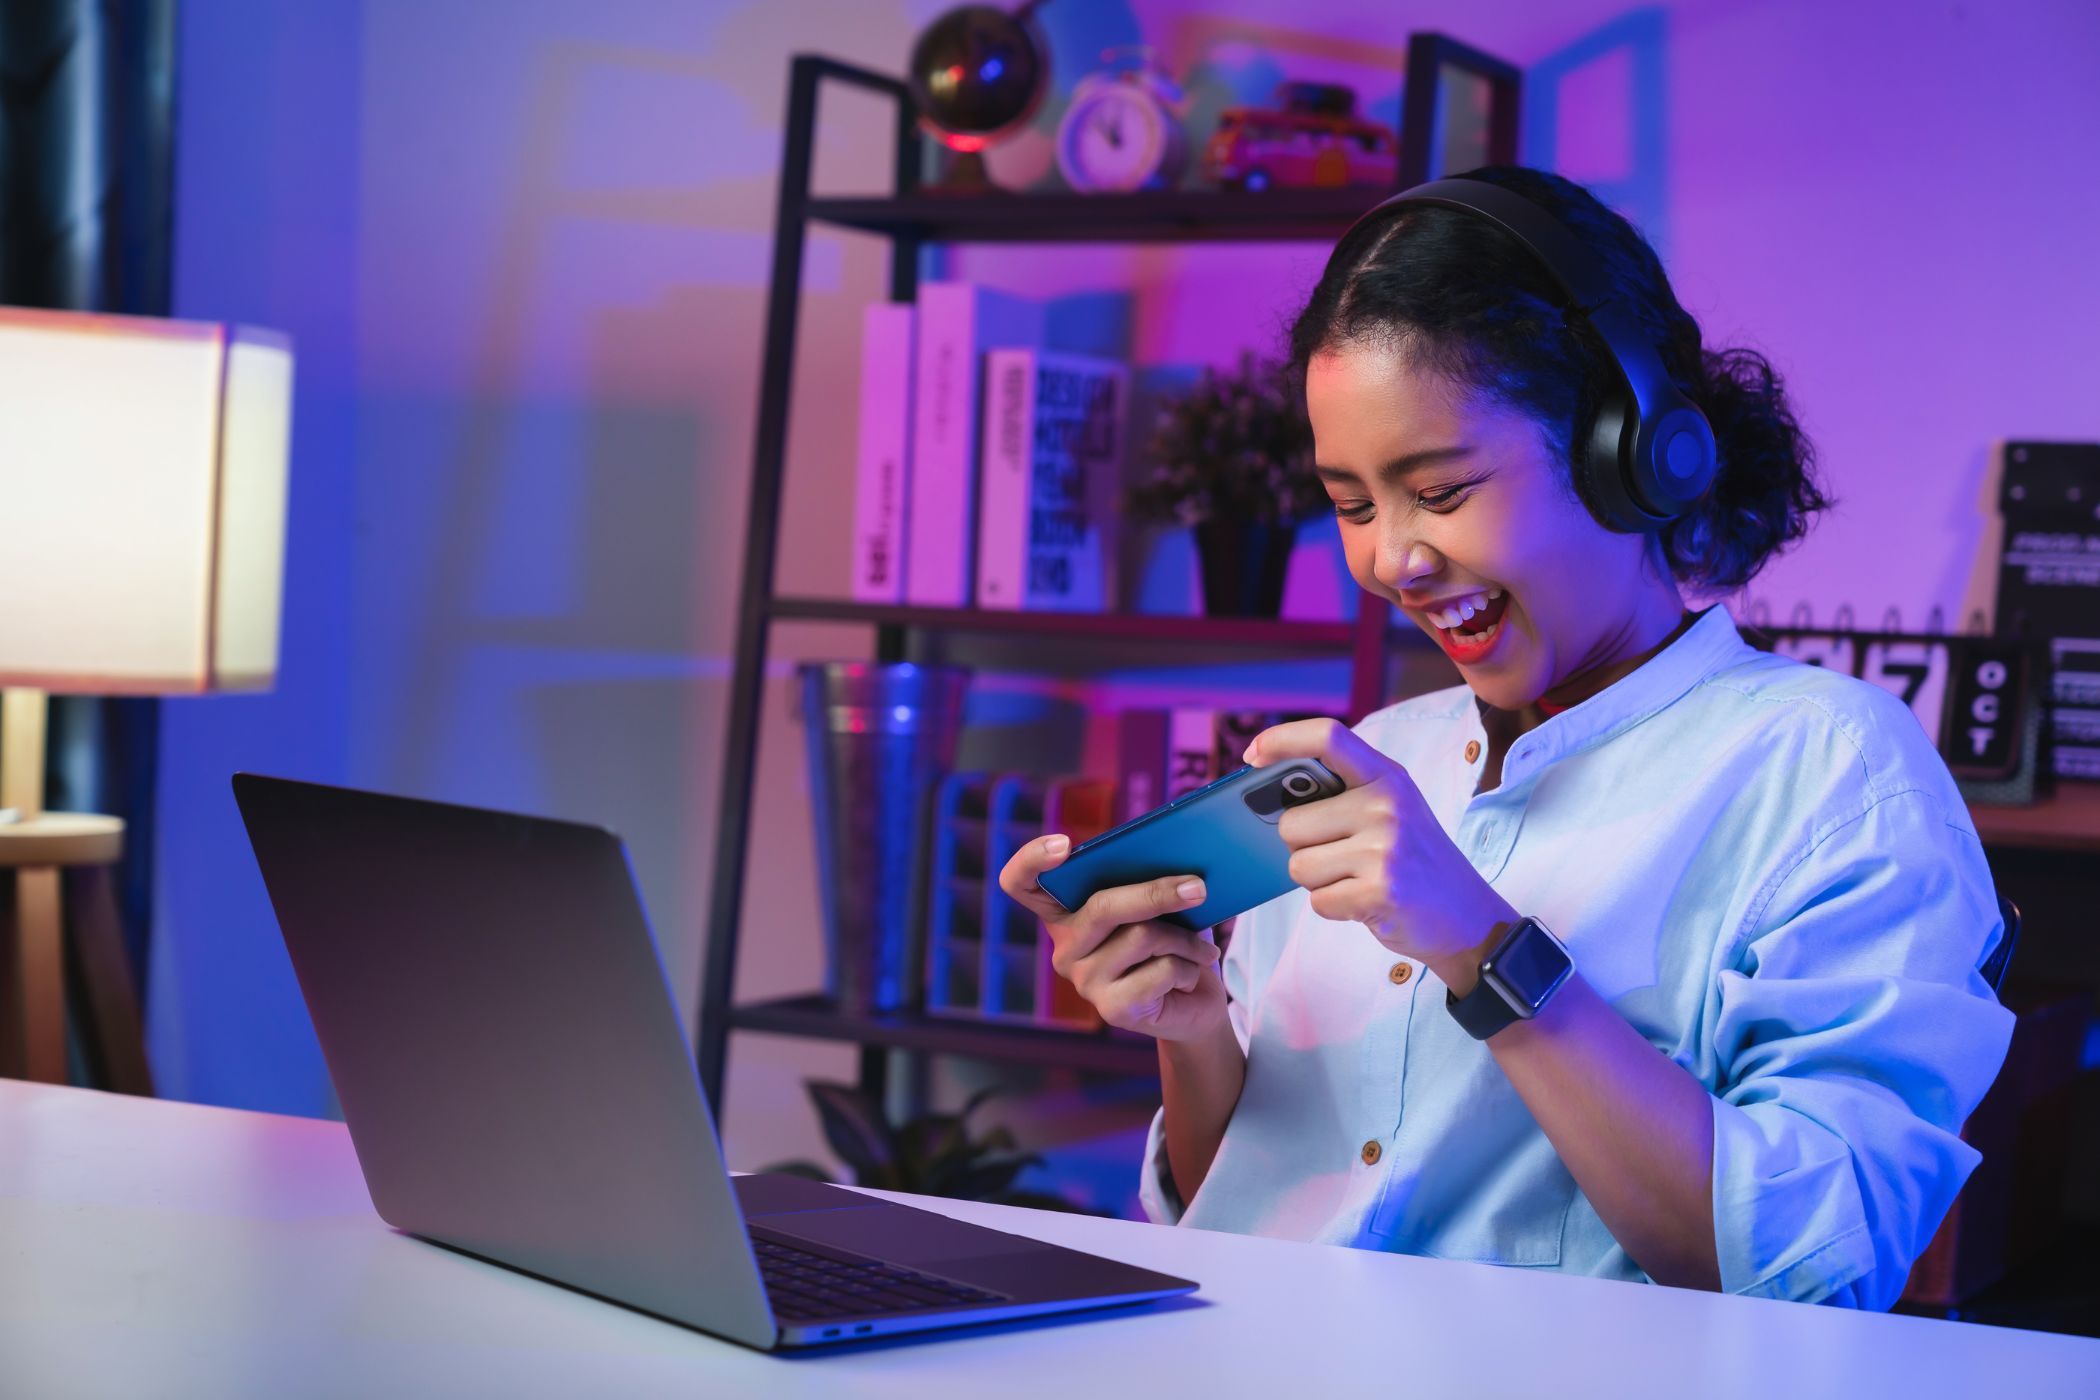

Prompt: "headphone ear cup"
[1581,394,1652,534]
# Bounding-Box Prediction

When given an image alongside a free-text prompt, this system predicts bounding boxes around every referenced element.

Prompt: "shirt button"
[1360,1140,1382,1166]
[1388,961,1413,985]
[1464,740,1481,763]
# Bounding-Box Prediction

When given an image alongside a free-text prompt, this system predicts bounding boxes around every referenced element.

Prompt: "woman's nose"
[1373,534,1438,593]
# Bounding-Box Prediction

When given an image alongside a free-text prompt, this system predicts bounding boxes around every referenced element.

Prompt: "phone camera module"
[1281,772,1318,801]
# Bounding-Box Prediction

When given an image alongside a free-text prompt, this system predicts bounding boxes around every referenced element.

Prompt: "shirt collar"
[1468,605,1755,787]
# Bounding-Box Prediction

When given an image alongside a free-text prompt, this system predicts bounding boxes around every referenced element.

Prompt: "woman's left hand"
[1245,718,1517,986]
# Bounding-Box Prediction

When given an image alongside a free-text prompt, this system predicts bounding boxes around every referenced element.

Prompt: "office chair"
[1980,895,2021,995]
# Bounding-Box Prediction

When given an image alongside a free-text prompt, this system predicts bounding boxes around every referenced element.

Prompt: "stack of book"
[852,283,1128,615]
[921,707,1321,1032]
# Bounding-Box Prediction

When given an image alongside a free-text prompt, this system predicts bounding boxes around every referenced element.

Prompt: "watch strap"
[1445,916,1566,1041]
[1446,965,1525,1040]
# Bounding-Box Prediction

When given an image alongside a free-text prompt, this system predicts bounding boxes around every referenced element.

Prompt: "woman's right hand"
[996,834,1228,1042]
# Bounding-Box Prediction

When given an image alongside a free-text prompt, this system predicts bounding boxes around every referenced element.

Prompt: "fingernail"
[1177,879,1205,900]
[1241,745,1255,764]
[1044,834,1069,855]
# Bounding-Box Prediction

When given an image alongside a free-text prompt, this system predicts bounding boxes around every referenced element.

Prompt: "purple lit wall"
[155,1,2099,1205]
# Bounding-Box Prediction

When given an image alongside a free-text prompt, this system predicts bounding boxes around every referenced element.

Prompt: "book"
[1212,709,1324,777]
[980,775,1048,1021]
[1036,776,1116,1029]
[975,348,1126,613]
[1166,707,1217,800]
[906,282,1047,609]
[1115,709,1172,823]
[850,302,914,603]
[1994,440,2100,780]
[1117,707,1329,821]
[924,771,993,1017]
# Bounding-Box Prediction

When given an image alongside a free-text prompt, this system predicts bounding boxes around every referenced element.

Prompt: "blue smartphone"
[1036,759,1347,931]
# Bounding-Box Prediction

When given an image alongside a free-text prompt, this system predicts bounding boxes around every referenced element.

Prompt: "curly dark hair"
[1286,165,1829,594]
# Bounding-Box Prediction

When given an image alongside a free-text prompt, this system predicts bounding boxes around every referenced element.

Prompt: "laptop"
[231,773,1197,1350]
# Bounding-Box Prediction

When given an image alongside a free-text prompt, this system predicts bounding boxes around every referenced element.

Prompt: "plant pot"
[1194,519,1296,617]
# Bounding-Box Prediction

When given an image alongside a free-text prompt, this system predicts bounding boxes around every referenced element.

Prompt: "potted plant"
[761,1080,1102,1214]
[1122,350,1330,617]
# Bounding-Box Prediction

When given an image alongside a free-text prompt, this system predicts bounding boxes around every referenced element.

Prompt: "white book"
[976,348,1126,613]
[1167,707,1217,800]
[851,302,914,603]
[906,282,1045,608]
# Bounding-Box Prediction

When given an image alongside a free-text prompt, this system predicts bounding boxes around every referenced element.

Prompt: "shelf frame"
[697,40,1524,1119]
[727,995,1162,1077]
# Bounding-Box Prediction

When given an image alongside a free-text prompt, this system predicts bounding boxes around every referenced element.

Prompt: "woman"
[998,166,2012,1307]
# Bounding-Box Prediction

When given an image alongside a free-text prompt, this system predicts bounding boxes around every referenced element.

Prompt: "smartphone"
[1036,759,1347,931]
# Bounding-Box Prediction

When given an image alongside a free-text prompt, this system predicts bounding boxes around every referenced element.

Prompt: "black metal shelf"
[770,595,1422,652]
[727,995,1161,1076]
[807,185,1394,245]
[696,37,1524,1115]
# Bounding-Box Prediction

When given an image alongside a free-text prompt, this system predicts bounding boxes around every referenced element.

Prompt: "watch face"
[1061,87,1167,191]
[1487,920,1572,1013]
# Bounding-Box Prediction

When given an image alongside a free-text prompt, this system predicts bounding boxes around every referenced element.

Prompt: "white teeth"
[1428,591,1500,631]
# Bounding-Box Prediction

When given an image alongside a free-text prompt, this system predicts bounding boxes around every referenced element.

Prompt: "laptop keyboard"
[752,1233,1009,1322]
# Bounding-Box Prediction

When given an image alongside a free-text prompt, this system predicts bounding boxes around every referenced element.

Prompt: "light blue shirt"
[1139,605,2015,1308]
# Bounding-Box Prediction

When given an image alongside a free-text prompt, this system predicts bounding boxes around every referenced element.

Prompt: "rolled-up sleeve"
[1137,900,1269,1225]
[1706,786,2015,1308]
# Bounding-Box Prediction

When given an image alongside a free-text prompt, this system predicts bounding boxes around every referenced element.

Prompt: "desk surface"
[4,1082,2096,1399]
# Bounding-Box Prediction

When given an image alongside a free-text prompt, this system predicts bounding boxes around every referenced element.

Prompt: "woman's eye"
[1416,484,1469,513]
[1332,500,1375,523]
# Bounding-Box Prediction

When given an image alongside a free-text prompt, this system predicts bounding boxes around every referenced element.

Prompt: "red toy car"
[1202,82,1398,191]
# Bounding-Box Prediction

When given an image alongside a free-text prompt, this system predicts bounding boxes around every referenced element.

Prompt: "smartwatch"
[1445,916,1574,1040]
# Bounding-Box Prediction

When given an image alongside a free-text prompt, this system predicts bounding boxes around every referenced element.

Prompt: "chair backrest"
[1980,894,2021,994]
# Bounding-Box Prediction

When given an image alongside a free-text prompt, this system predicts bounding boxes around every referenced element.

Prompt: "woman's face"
[1306,341,1682,711]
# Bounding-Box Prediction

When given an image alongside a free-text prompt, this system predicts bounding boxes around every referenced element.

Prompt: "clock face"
[1060,86,1171,192]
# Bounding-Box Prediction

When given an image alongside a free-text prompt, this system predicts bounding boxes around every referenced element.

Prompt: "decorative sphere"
[907,4,1046,152]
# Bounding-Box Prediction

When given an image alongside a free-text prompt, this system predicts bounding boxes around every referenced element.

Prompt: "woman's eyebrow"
[1315,445,1475,484]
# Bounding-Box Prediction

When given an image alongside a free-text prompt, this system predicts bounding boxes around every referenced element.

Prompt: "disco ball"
[907,3,1048,156]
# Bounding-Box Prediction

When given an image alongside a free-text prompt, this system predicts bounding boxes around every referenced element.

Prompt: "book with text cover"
[906,282,1046,608]
[850,301,914,602]
[1166,707,1217,801]
[1117,707,1330,824]
[1036,776,1115,1029]
[976,348,1126,612]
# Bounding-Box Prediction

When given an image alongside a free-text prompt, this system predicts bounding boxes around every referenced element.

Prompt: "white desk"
[3,1082,2095,1398]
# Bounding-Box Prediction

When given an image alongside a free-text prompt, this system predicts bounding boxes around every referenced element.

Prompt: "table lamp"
[0,305,293,1086]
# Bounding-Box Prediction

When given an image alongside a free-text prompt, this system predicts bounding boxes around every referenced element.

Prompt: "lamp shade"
[0,306,293,694]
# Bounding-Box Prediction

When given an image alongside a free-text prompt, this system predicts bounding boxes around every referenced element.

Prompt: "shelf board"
[803,185,1396,245]
[726,994,1161,1075]
[1970,781,2100,855]
[769,596,1419,652]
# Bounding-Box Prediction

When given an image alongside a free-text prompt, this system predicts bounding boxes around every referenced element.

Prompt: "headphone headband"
[1329,176,1718,531]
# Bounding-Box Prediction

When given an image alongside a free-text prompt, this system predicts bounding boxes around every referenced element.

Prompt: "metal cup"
[796,661,971,1014]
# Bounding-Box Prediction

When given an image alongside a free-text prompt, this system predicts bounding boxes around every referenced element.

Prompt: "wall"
[156,0,2100,1205]
[153,0,361,1111]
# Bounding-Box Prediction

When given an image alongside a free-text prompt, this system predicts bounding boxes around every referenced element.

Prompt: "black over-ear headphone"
[1329,177,1719,533]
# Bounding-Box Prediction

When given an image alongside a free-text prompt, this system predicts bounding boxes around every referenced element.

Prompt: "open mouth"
[1424,590,1511,662]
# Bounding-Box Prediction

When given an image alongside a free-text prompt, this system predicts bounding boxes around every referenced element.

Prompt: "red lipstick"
[1427,591,1511,665]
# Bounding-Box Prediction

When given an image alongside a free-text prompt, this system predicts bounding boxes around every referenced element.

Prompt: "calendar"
[1748,623,2045,801]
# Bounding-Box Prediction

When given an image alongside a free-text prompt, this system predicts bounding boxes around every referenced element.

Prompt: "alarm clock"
[1056,49,1188,193]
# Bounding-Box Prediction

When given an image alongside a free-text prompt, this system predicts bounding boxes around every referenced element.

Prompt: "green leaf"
[944,1154,1042,1201]
[895,1112,968,1185]
[756,1160,834,1182]
[805,1080,898,1188]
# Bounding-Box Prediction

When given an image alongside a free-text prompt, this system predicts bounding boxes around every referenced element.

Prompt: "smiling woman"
[1292,165,1828,718]
[1003,165,2017,1312]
